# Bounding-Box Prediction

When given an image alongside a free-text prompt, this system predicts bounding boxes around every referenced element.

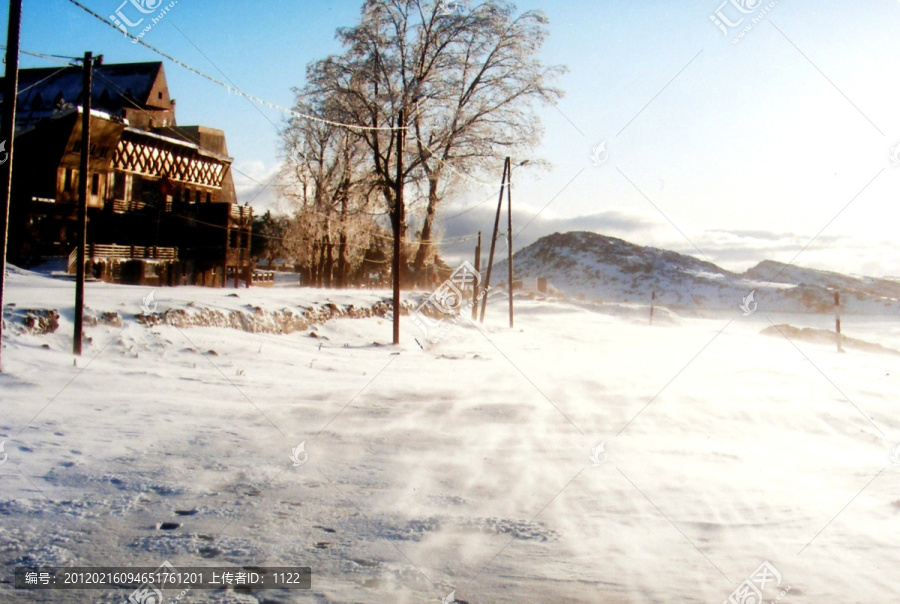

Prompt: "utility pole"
[392,107,405,345]
[0,0,22,373]
[233,209,246,289]
[73,51,93,356]
[472,231,481,320]
[479,158,508,323]
[506,157,514,329]
[244,212,250,288]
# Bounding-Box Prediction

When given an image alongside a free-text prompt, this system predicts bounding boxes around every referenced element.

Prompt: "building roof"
[0,61,168,130]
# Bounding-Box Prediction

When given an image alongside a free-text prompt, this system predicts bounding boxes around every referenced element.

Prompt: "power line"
[87,69,287,198]
[0,46,82,62]
[7,63,73,96]
[65,0,403,133]
[10,24,482,254]
[369,230,479,246]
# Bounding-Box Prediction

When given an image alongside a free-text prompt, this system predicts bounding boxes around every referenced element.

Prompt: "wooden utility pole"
[472,231,481,319]
[73,51,93,356]
[479,158,508,323]
[233,209,247,289]
[244,212,251,288]
[650,291,656,325]
[506,157,514,328]
[392,107,405,345]
[835,291,842,352]
[0,0,22,372]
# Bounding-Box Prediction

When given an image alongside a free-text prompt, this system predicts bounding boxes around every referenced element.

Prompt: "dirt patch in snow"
[134,299,414,335]
[2,307,60,335]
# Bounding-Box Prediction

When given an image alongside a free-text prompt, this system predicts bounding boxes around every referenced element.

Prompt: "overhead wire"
[65,0,402,133]
[15,10,487,256]
[59,3,505,194]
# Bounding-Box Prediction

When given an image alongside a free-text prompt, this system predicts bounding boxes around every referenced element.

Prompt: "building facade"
[1,61,253,287]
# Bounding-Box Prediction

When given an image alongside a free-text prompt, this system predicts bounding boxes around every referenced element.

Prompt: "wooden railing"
[111,199,148,213]
[252,270,275,286]
[68,244,178,273]
[231,204,252,221]
[111,198,172,213]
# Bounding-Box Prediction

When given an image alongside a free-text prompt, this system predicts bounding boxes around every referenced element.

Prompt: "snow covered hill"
[496,231,900,315]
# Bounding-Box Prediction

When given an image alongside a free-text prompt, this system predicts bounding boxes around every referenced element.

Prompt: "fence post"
[835,291,842,352]
[472,231,481,319]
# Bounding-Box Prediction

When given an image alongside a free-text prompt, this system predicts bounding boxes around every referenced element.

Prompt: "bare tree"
[407,1,564,271]
[299,0,564,282]
[281,102,380,286]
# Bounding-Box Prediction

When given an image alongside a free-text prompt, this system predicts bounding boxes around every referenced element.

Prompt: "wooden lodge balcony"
[230,204,252,221]
[68,243,178,273]
[110,198,174,214]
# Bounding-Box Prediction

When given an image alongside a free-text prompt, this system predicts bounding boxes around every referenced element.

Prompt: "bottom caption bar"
[15,564,311,590]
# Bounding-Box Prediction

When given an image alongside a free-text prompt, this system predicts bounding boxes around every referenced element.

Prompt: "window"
[183,189,191,203]
[64,169,73,192]
[91,173,100,196]
[158,91,163,100]
[229,231,238,248]
[240,232,249,249]
[206,192,212,203]
[112,172,126,200]
[195,190,201,204]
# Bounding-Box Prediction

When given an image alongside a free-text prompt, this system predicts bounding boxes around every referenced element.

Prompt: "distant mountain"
[743,260,900,301]
[494,231,900,314]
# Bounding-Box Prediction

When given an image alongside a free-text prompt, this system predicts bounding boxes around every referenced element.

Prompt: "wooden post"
[392,107,405,345]
[835,291,842,352]
[244,209,252,288]
[233,208,241,288]
[0,0,22,372]
[73,51,93,356]
[650,291,655,325]
[480,158,509,323]
[472,231,481,319]
[506,157,514,329]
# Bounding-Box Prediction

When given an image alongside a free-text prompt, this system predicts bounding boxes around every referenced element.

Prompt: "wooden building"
[1,61,253,287]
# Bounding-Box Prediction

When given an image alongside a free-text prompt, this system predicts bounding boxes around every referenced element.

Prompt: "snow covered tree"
[280,102,381,286]
[293,0,564,280]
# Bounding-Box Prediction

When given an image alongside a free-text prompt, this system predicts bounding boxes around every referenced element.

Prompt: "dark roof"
[0,61,165,129]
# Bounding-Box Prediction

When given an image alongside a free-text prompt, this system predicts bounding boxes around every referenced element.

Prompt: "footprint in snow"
[157,522,180,531]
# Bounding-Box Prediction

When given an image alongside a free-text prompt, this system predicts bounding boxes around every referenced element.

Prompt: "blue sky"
[6,0,900,277]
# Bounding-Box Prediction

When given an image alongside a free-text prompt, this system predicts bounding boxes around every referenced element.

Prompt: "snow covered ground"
[2,268,899,603]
